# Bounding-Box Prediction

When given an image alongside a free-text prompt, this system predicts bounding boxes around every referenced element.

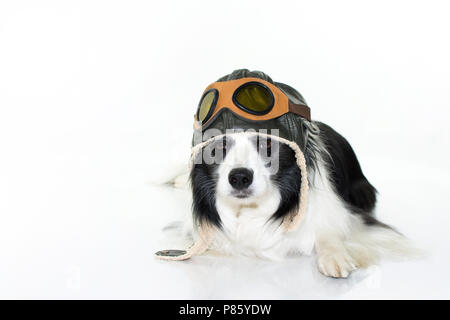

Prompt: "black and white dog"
[171,75,414,278]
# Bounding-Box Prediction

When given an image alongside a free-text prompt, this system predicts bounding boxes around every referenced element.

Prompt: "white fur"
[182,134,417,278]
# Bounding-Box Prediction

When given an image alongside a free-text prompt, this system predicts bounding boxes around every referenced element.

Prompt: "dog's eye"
[257,137,272,157]
[263,138,272,150]
[221,138,227,150]
[211,138,227,158]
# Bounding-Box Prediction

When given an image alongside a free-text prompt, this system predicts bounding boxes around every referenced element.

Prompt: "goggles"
[195,77,311,128]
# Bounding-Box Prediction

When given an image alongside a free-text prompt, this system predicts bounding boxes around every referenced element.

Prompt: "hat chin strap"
[155,132,309,261]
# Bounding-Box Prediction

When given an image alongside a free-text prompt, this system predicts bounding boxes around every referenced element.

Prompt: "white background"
[1,0,449,299]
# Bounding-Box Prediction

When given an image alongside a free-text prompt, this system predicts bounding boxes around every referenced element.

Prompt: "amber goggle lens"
[197,90,217,122]
[233,82,274,113]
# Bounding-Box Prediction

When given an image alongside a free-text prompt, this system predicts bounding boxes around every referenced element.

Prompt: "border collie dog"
[184,73,414,278]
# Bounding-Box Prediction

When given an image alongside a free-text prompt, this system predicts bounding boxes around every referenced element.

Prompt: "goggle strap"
[288,101,311,121]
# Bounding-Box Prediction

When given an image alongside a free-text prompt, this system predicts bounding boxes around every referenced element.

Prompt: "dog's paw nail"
[317,252,356,279]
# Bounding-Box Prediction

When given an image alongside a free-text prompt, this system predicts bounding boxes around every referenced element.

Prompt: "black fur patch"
[316,122,379,223]
[190,159,222,228]
[270,143,302,221]
[190,138,229,228]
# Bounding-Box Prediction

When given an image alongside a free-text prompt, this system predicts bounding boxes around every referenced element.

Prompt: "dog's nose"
[228,168,253,190]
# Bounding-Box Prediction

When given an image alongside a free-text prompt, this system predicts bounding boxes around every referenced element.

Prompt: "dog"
[169,70,414,278]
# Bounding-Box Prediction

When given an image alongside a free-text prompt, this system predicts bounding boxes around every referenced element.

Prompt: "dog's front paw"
[317,251,358,278]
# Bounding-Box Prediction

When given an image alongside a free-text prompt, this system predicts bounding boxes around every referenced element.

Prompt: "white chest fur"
[213,188,293,260]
